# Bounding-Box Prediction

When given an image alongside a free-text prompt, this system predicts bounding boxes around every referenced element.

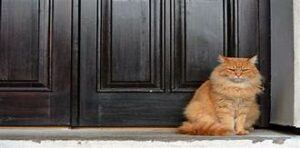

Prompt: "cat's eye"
[242,69,250,71]
[228,68,235,71]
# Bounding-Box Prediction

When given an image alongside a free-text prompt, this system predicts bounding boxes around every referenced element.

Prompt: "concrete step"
[0,128,299,148]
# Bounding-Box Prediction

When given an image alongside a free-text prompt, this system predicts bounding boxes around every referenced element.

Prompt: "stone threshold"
[0,128,299,148]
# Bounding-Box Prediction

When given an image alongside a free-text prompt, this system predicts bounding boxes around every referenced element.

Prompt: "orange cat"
[178,55,263,136]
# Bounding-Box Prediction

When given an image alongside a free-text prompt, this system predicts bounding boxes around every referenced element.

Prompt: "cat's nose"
[235,73,242,78]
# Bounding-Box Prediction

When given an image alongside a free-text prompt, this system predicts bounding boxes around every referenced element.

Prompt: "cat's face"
[213,55,261,84]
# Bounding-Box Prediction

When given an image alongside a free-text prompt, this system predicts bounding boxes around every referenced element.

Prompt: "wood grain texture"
[0,0,270,127]
[71,0,80,126]
[233,0,271,127]
[237,0,259,57]
[0,0,39,81]
[98,0,163,92]
[79,0,270,127]
[172,0,226,92]
[80,0,229,126]
[258,0,271,127]
[0,0,72,126]
[0,0,51,91]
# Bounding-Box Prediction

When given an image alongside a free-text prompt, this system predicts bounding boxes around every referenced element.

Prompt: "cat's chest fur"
[211,81,260,99]
[221,96,254,118]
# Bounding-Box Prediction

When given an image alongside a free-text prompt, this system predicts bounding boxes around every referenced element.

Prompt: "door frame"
[71,0,80,126]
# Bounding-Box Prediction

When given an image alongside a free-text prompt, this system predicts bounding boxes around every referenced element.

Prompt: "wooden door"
[0,0,72,125]
[79,0,270,126]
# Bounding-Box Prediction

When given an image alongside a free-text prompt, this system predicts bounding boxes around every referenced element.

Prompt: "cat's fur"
[178,55,263,136]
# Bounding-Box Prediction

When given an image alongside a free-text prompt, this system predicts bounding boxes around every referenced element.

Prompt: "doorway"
[0,0,270,127]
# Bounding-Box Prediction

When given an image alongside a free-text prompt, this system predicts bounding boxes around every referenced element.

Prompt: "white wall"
[271,0,294,126]
[271,0,300,127]
[294,0,300,126]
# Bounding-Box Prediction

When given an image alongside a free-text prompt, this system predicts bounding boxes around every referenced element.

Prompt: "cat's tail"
[177,121,232,136]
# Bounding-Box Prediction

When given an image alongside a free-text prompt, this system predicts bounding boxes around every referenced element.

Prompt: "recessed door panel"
[79,0,228,126]
[0,0,72,125]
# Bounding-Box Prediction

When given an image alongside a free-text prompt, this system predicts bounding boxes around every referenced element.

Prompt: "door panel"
[0,0,72,125]
[80,0,228,126]
[0,0,39,81]
[236,0,271,127]
[98,0,163,92]
[172,0,226,92]
[237,0,259,57]
[0,0,50,91]
[79,0,269,126]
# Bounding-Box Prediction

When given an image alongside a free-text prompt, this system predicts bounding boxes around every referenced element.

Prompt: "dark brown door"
[0,0,72,125]
[80,0,270,126]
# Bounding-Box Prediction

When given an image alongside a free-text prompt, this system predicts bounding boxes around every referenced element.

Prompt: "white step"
[0,128,299,148]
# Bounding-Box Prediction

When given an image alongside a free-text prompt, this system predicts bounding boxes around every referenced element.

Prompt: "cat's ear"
[249,55,258,64]
[218,55,227,63]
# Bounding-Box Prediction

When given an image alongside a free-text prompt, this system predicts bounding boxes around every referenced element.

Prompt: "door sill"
[0,128,298,147]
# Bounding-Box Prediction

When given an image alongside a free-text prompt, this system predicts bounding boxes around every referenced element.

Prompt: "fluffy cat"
[178,55,263,136]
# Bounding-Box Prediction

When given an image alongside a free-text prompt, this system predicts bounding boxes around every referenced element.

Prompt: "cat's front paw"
[236,130,249,135]
[247,127,254,132]
[222,129,235,136]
